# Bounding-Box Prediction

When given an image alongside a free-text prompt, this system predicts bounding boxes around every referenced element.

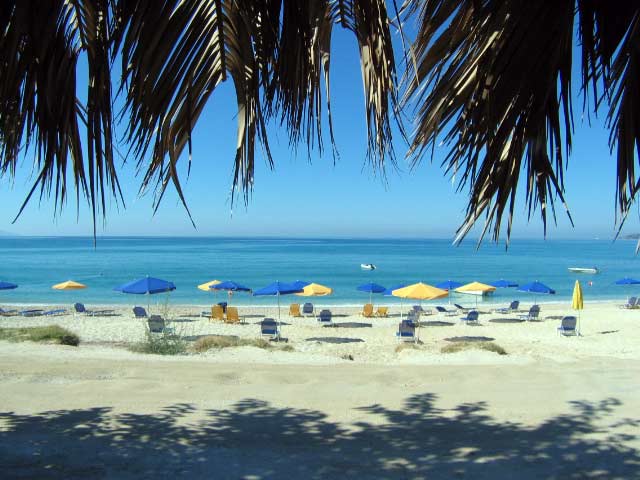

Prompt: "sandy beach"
[1,300,639,478]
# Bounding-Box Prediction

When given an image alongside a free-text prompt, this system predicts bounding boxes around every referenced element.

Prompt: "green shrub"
[192,335,289,353]
[130,333,187,355]
[0,325,80,346]
[441,341,507,355]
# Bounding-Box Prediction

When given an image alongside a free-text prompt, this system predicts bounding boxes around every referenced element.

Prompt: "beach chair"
[454,303,471,313]
[211,304,225,321]
[361,303,374,318]
[495,300,520,314]
[317,309,332,324]
[412,305,433,316]
[132,306,148,318]
[225,306,241,324]
[375,306,389,317]
[435,306,458,317]
[43,309,67,316]
[147,315,174,334]
[260,318,281,340]
[406,310,420,323]
[19,309,43,317]
[302,303,315,316]
[396,321,417,343]
[289,303,302,317]
[557,316,578,336]
[518,305,541,321]
[619,297,638,309]
[0,308,17,316]
[75,303,114,317]
[460,310,479,324]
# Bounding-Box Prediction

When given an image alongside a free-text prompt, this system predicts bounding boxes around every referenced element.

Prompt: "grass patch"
[129,333,187,355]
[395,342,423,353]
[441,341,507,355]
[192,335,291,353]
[0,325,80,346]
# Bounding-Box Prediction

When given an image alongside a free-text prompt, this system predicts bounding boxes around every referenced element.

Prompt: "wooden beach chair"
[361,303,374,318]
[211,304,225,321]
[289,303,302,317]
[375,306,389,317]
[225,306,241,324]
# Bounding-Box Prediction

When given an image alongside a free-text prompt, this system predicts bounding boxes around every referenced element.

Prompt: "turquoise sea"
[1,237,639,306]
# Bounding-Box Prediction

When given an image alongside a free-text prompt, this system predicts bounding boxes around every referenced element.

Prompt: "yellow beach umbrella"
[296,283,333,297]
[392,282,448,300]
[572,280,583,334]
[455,281,496,307]
[52,280,87,290]
[197,280,222,291]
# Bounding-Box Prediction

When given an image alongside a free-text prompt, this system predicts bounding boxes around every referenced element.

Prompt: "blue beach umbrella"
[114,276,176,312]
[357,282,386,304]
[0,281,18,290]
[253,281,303,322]
[384,283,408,318]
[435,280,463,290]
[490,279,519,288]
[614,277,640,285]
[291,280,312,290]
[211,280,251,307]
[517,281,555,305]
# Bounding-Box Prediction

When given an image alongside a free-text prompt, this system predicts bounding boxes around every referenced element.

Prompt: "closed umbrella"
[253,281,303,324]
[357,282,386,305]
[572,280,583,335]
[517,281,555,305]
[52,280,87,290]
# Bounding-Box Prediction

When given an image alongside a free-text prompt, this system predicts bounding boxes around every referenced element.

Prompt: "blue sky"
[0,26,636,241]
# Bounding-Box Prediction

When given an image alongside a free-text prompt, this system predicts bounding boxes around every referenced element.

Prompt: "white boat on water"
[568,267,599,274]
[360,263,376,270]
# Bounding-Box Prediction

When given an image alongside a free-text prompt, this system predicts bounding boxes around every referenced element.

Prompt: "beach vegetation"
[441,342,507,356]
[2,3,638,244]
[395,343,423,354]
[192,335,292,353]
[0,325,80,346]
[129,332,187,356]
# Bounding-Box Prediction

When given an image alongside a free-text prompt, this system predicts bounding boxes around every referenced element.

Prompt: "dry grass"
[0,325,80,346]
[395,342,423,353]
[441,341,507,355]
[192,335,292,353]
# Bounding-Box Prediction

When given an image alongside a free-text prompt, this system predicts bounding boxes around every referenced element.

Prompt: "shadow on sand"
[1,395,638,478]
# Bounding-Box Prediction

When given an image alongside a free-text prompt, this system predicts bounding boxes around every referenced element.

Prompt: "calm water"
[1,236,639,306]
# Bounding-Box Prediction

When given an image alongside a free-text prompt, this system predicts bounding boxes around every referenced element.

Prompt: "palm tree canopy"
[1,1,639,245]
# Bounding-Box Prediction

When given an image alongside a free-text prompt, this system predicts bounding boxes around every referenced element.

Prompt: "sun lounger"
[406,310,420,323]
[494,300,520,314]
[75,303,114,316]
[225,306,241,324]
[317,309,332,324]
[43,309,67,316]
[396,321,417,342]
[289,303,302,317]
[302,303,315,316]
[0,308,17,316]
[147,315,174,334]
[518,305,541,321]
[435,306,458,317]
[260,318,280,340]
[133,306,148,318]
[557,316,578,336]
[412,305,433,315]
[459,310,479,324]
[375,306,389,317]
[361,303,374,318]
[454,303,471,313]
[619,297,638,309]
[20,309,44,317]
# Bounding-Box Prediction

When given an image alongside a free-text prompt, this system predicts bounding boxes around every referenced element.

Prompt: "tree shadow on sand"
[1,395,638,479]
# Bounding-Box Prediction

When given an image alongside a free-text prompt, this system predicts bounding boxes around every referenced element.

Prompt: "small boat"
[360,263,376,270]
[568,267,599,274]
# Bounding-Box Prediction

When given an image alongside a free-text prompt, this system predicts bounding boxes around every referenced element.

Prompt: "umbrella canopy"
[383,283,407,296]
[614,277,640,285]
[52,280,87,290]
[572,280,583,310]
[455,281,496,294]
[210,281,251,292]
[291,280,312,290]
[517,281,556,295]
[114,277,176,294]
[197,280,221,291]
[392,282,448,300]
[253,281,303,323]
[435,280,463,290]
[0,281,18,290]
[357,282,386,304]
[296,283,333,296]
[490,279,519,288]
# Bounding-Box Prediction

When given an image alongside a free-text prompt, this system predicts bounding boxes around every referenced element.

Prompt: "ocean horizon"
[1,236,639,306]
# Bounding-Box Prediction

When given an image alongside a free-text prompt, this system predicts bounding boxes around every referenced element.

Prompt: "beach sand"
[1,301,639,478]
